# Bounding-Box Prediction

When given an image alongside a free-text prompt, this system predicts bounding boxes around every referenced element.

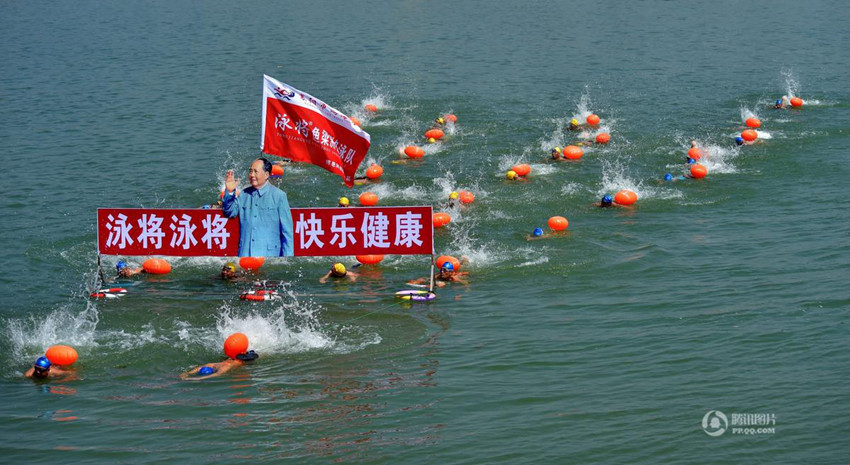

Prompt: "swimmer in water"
[180,350,259,381]
[550,147,565,161]
[447,191,459,208]
[568,118,581,131]
[525,227,559,241]
[116,260,144,278]
[506,170,528,181]
[408,262,469,288]
[319,262,359,283]
[219,262,250,282]
[338,196,351,207]
[596,195,631,209]
[662,173,689,183]
[431,117,446,129]
[25,357,73,380]
[773,96,790,109]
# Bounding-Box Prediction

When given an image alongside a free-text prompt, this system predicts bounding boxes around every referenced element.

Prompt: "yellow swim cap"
[427,137,437,144]
[436,117,445,124]
[339,196,350,207]
[506,170,517,180]
[222,262,236,273]
[449,191,459,200]
[570,118,579,125]
[553,147,562,153]
[331,263,346,277]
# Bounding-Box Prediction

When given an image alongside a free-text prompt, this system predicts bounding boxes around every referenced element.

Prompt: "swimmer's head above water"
[533,227,544,237]
[32,356,51,379]
[331,262,347,277]
[601,195,613,207]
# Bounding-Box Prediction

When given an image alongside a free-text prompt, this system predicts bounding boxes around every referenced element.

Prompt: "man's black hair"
[257,157,273,174]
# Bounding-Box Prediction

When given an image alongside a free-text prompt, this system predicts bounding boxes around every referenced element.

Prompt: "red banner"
[292,207,432,256]
[98,207,433,257]
[261,75,371,187]
[98,209,239,256]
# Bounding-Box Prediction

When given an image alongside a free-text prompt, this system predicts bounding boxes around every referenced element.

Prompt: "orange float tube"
[365,164,384,179]
[745,117,761,128]
[143,258,172,274]
[356,254,384,265]
[595,133,611,144]
[548,216,569,231]
[687,147,704,160]
[404,146,425,159]
[512,164,531,176]
[586,114,600,126]
[46,345,78,366]
[364,104,378,112]
[433,212,452,228]
[562,145,584,160]
[690,164,708,179]
[790,97,803,107]
[224,333,249,359]
[436,255,461,271]
[741,129,758,142]
[614,190,638,205]
[458,190,475,204]
[424,129,444,140]
[239,256,265,270]
[359,192,379,206]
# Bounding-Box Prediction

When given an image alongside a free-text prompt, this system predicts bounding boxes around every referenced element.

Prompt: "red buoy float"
[790,97,803,107]
[404,146,425,159]
[690,164,708,179]
[424,129,444,140]
[270,164,284,177]
[445,114,458,123]
[614,190,638,205]
[350,116,362,127]
[46,345,78,366]
[741,129,758,142]
[365,104,378,112]
[359,192,379,206]
[239,256,265,270]
[224,333,249,359]
[586,114,600,126]
[548,216,569,231]
[512,164,531,176]
[595,133,611,144]
[687,147,704,160]
[433,212,452,228]
[356,254,384,265]
[458,190,475,204]
[562,145,584,160]
[745,117,761,128]
[366,164,384,179]
[143,258,171,274]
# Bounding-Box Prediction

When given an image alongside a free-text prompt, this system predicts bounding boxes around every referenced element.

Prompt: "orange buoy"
[365,104,378,112]
[433,212,452,228]
[143,258,171,274]
[790,97,803,107]
[595,133,611,144]
[270,164,284,177]
[586,114,600,126]
[690,164,708,179]
[745,117,761,128]
[458,190,475,204]
[548,216,569,231]
[436,255,461,271]
[239,256,265,270]
[614,190,638,205]
[741,129,758,142]
[562,145,584,160]
[356,254,384,265]
[359,192,379,206]
[687,147,704,160]
[424,129,444,140]
[350,116,362,127]
[445,114,458,123]
[365,164,384,179]
[46,345,78,366]
[404,146,425,159]
[512,164,531,176]
[224,333,249,359]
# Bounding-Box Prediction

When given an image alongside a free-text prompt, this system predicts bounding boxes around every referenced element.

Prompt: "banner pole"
[97,254,105,288]
[428,254,435,293]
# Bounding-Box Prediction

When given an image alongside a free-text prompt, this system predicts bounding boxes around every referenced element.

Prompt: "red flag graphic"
[261,75,371,187]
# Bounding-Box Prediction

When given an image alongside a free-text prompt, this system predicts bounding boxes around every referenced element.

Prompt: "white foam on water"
[6,302,100,363]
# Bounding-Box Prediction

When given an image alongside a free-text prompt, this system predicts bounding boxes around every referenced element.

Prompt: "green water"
[1,0,848,463]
